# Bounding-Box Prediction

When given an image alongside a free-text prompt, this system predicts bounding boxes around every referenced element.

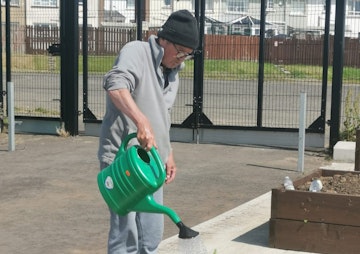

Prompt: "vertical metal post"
[193,0,204,143]
[5,0,13,149]
[257,0,266,127]
[179,0,212,133]
[7,82,14,151]
[82,0,88,120]
[298,92,306,173]
[136,0,142,40]
[5,0,11,83]
[355,129,360,171]
[320,0,331,133]
[329,0,346,151]
[0,4,3,129]
[60,0,79,135]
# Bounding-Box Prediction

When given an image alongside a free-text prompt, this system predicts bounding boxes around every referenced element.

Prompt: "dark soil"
[297,173,360,196]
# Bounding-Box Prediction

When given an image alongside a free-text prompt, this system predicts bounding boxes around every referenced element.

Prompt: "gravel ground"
[0,133,331,254]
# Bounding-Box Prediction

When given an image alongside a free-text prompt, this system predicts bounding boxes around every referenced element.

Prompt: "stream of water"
[177,236,209,254]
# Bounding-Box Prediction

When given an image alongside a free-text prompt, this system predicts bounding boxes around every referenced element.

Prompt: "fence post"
[355,129,360,171]
[7,81,15,151]
[329,0,346,151]
[297,92,306,173]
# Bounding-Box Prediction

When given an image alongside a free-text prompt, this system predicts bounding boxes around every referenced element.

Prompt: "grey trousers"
[100,162,164,254]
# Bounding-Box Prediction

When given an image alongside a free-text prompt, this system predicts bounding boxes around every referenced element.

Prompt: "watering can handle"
[117,133,166,182]
[149,147,166,182]
[116,132,137,159]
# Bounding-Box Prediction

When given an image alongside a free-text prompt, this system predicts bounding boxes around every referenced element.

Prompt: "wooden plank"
[269,218,360,254]
[320,169,360,177]
[271,170,360,227]
[356,129,360,171]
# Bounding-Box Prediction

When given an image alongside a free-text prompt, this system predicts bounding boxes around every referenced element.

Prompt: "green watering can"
[97,133,199,239]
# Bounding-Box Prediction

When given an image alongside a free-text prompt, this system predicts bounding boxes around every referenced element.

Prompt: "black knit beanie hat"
[157,10,199,50]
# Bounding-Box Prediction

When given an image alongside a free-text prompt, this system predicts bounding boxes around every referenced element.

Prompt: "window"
[205,0,214,10]
[164,0,171,6]
[192,0,214,11]
[32,0,57,7]
[267,0,274,9]
[127,0,135,9]
[228,0,248,13]
[290,0,306,15]
[349,0,360,15]
[1,0,20,5]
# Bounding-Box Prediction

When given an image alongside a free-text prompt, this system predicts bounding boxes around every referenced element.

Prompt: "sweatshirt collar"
[149,35,164,70]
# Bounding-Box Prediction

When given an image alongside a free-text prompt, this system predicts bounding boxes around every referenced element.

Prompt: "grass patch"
[342,67,360,83]
[283,64,360,83]
[6,54,360,83]
[13,106,59,116]
[340,89,360,141]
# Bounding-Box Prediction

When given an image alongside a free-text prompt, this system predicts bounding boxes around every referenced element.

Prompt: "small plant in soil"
[340,89,360,141]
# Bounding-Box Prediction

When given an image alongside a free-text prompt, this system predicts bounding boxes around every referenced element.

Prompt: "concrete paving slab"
[320,162,355,171]
[158,192,318,254]
[333,141,356,162]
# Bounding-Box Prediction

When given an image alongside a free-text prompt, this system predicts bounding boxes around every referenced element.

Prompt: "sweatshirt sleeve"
[103,42,145,93]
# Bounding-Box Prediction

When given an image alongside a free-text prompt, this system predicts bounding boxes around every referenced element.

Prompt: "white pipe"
[297,92,306,172]
[7,82,15,152]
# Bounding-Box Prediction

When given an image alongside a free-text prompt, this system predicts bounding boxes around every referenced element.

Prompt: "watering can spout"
[176,221,199,239]
[133,195,199,239]
[132,195,181,223]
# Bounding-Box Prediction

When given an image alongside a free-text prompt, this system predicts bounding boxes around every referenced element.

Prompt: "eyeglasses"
[172,43,194,60]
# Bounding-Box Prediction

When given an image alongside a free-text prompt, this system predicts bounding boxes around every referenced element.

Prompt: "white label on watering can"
[105,176,114,189]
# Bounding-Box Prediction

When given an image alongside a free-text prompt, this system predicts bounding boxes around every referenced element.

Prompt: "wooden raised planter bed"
[269,169,360,254]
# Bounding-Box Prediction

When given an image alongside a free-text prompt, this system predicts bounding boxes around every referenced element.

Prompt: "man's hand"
[165,151,176,184]
[136,123,157,151]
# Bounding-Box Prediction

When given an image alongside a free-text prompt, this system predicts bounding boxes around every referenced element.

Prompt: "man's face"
[161,41,193,69]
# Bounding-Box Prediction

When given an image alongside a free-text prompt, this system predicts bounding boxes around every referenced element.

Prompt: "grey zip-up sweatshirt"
[98,35,182,165]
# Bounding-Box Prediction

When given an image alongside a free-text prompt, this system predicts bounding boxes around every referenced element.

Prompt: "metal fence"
[1,4,360,145]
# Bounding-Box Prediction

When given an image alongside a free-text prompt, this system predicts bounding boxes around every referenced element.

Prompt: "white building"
[6,0,359,38]
[103,0,360,38]
[23,0,103,28]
